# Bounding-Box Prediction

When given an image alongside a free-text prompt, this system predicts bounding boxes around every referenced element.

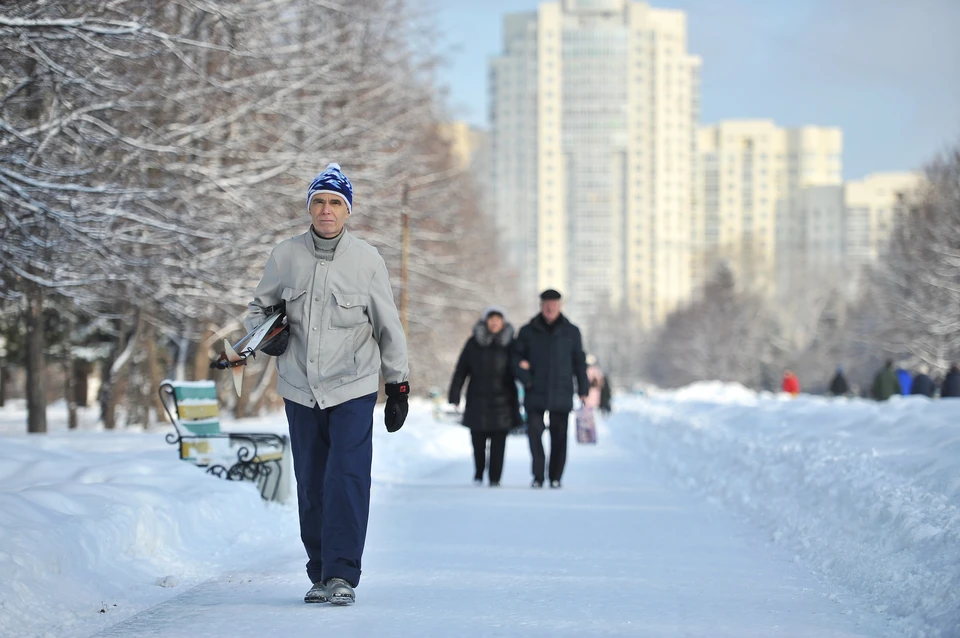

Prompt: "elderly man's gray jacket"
[245,229,409,409]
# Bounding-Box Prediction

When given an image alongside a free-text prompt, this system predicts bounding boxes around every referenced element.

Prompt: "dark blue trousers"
[284,392,376,587]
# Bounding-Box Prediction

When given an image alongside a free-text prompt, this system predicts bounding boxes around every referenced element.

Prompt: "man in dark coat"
[910,364,935,398]
[448,307,521,487]
[512,289,588,489]
[941,364,960,398]
[828,366,850,396]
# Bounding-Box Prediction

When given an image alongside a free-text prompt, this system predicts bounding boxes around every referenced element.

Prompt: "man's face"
[309,193,350,238]
[540,299,561,323]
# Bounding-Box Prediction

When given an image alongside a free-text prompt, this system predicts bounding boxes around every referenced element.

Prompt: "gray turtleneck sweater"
[311,227,343,261]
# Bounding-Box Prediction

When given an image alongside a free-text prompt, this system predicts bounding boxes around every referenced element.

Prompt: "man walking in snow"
[245,163,409,605]
[512,289,588,489]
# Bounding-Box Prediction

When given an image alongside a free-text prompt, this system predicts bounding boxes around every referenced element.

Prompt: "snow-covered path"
[87,415,888,638]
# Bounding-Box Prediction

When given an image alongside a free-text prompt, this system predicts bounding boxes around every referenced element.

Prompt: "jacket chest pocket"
[282,287,308,325]
[329,290,368,328]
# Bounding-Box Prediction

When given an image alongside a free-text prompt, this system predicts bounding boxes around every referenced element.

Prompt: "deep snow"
[1,386,957,637]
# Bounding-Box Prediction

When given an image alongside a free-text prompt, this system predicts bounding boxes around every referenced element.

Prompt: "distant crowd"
[780,359,960,400]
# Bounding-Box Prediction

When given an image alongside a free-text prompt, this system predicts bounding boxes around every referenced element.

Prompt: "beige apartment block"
[490,0,700,329]
[778,172,922,301]
[844,172,923,269]
[697,120,842,296]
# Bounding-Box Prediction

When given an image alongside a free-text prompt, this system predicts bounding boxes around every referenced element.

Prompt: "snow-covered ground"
[1,386,957,637]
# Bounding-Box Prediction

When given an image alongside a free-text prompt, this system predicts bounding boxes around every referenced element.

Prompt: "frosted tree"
[1,0,516,429]
[873,144,960,375]
[645,264,778,388]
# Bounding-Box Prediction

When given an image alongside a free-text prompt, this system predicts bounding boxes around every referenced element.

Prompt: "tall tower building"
[490,0,701,329]
[696,121,842,295]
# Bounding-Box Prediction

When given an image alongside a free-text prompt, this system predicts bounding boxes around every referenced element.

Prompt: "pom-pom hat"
[306,163,353,213]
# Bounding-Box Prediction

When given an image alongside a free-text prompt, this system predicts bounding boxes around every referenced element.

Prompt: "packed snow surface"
[1,385,957,637]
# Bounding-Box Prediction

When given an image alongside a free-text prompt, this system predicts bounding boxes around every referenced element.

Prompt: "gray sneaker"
[304,581,328,603]
[325,577,356,605]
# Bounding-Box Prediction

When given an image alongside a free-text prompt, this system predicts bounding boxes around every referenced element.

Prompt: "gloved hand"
[384,382,410,433]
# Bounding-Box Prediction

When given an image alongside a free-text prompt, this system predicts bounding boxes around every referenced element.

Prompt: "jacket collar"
[300,227,353,258]
[531,312,567,333]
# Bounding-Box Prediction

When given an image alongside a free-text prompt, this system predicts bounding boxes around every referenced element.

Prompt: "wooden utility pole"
[400,183,410,334]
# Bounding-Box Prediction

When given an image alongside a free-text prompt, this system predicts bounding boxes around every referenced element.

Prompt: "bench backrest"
[160,380,221,436]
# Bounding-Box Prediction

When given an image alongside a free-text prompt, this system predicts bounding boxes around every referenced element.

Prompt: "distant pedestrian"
[940,364,960,398]
[828,367,850,397]
[448,306,522,487]
[781,370,800,396]
[513,289,588,489]
[584,354,605,409]
[871,359,901,401]
[895,366,913,396]
[599,371,613,415]
[910,364,935,398]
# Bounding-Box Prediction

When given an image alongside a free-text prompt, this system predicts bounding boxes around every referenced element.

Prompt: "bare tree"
[645,264,778,389]
[1,0,517,429]
[870,144,960,375]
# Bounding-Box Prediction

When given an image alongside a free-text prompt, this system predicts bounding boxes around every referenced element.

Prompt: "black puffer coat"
[512,313,588,412]
[828,371,850,396]
[941,369,960,398]
[910,373,935,397]
[448,322,521,432]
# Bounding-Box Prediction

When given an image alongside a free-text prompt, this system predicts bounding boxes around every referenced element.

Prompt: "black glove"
[384,382,410,433]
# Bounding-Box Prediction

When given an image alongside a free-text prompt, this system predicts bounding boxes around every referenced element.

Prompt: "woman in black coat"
[448,307,521,487]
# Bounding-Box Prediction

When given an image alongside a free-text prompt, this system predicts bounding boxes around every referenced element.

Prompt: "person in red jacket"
[781,370,800,396]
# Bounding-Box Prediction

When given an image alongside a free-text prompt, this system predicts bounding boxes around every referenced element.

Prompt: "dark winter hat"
[306,162,353,213]
[539,289,562,301]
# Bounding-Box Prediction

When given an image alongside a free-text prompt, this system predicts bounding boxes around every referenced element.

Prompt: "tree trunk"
[74,360,91,408]
[25,287,47,433]
[126,322,153,429]
[146,325,165,426]
[101,315,140,430]
[0,364,6,408]
[174,333,190,381]
[65,348,78,430]
[193,327,216,381]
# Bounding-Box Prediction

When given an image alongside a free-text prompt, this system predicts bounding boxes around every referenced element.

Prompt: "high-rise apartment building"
[843,172,922,270]
[490,0,701,328]
[696,120,842,295]
[773,172,922,297]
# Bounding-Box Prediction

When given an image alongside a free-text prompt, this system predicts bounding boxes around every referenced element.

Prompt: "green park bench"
[158,380,290,502]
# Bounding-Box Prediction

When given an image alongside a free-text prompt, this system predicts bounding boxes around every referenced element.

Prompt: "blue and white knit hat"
[306,163,353,213]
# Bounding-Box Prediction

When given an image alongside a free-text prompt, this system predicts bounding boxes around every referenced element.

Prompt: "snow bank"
[0,398,462,638]
[0,432,296,637]
[615,387,960,638]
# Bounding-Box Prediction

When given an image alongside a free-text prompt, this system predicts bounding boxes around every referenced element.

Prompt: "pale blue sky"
[428,0,960,179]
